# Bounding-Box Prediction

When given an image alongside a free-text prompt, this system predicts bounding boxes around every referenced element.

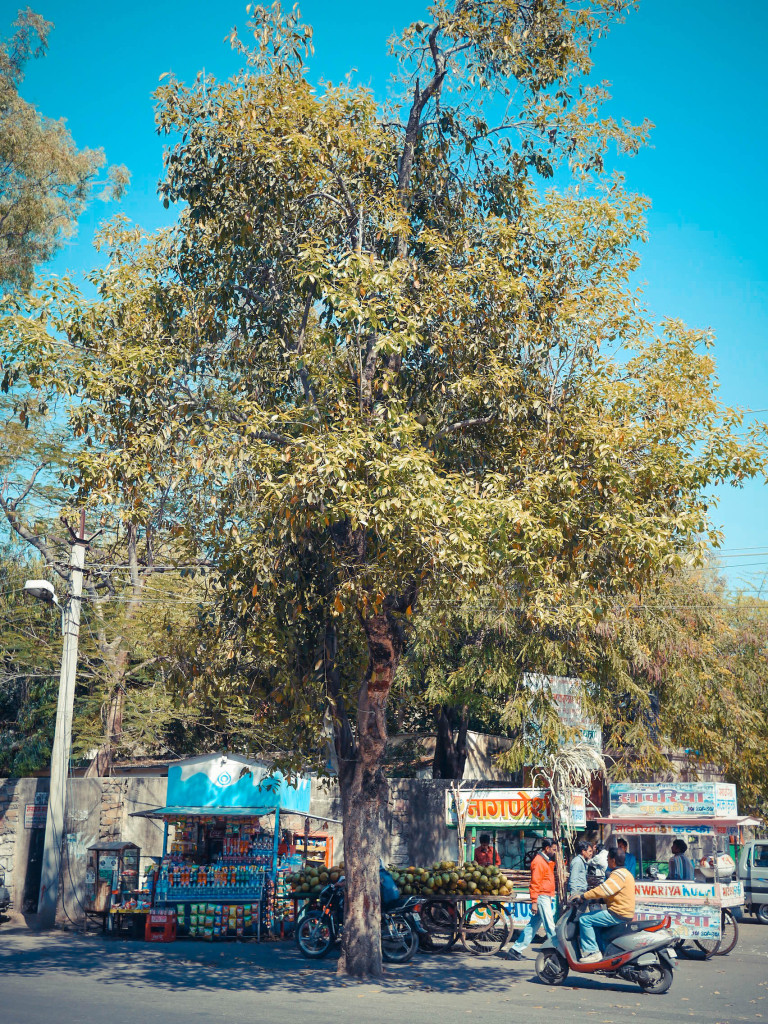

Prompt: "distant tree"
[0,8,128,291]
[0,384,206,775]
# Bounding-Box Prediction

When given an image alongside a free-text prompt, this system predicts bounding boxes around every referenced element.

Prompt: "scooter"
[535,900,678,994]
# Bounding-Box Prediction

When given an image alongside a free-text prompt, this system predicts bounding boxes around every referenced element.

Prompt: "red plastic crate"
[145,909,177,942]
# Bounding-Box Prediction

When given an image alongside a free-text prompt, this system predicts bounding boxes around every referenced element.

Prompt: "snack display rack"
[133,752,313,942]
[84,840,145,933]
[150,815,272,939]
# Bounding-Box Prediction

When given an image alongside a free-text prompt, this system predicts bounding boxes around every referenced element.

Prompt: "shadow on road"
[0,932,530,995]
[0,929,734,999]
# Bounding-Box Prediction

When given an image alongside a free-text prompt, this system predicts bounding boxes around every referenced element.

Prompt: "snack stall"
[133,753,311,941]
[595,782,748,942]
[84,840,145,933]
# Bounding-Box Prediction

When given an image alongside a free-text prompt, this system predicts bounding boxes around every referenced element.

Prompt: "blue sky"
[12,0,768,590]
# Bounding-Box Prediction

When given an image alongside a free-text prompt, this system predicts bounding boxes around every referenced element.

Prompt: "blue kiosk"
[135,753,311,940]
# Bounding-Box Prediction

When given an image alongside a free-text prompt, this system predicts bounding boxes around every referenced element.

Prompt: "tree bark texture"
[432,704,469,779]
[333,612,404,979]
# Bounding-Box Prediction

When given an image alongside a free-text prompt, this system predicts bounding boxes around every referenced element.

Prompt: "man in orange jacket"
[504,837,559,961]
[474,833,501,867]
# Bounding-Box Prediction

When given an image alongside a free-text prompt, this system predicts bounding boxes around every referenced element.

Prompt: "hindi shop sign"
[617,822,717,837]
[609,782,739,819]
[445,788,586,829]
[636,903,721,941]
[24,802,47,828]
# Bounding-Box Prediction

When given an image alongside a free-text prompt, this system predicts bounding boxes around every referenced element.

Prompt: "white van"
[738,840,768,924]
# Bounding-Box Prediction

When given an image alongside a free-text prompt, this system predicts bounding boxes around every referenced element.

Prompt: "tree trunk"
[85,684,124,777]
[335,612,403,980]
[432,704,469,779]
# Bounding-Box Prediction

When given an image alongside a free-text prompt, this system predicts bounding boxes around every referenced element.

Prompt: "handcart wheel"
[420,898,459,952]
[716,908,739,955]
[695,908,739,957]
[460,902,509,956]
[691,935,720,958]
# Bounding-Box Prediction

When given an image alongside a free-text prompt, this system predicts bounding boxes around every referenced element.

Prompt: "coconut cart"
[409,786,588,956]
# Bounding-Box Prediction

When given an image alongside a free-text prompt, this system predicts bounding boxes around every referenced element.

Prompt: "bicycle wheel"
[420,899,459,952]
[460,903,509,956]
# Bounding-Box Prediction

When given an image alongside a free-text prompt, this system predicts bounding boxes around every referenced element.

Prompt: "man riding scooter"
[575,846,635,962]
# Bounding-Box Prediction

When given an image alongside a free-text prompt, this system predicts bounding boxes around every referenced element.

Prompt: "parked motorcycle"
[295,877,423,963]
[0,865,10,914]
[535,900,677,994]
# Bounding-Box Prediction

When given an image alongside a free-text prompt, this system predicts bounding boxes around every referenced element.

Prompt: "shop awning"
[593,815,760,831]
[131,805,280,819]
[131,806,342,823]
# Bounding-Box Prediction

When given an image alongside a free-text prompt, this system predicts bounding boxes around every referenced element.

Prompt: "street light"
[23,517,87,928]
[23,579,60,607]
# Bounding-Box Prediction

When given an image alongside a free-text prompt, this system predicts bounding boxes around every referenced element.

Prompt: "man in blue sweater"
[617,838,638,878]
[568,840,594,897]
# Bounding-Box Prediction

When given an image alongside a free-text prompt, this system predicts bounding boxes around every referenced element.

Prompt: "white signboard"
[634,879,744,907]
[525,674,602,751]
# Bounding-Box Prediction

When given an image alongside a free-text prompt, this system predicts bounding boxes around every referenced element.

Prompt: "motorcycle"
[535,899,677,994]
[0,865,10,921]
[295,877,424,963]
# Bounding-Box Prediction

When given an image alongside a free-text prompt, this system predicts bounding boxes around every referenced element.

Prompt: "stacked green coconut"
[387,861,511,898]
[287,860,511,898]
[287,863,344,895]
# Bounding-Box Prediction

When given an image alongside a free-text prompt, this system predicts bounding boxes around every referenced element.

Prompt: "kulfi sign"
[609,782,737,819]
[446,788,586,829]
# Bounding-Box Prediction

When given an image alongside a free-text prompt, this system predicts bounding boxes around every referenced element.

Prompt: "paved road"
[1,919,767,1024]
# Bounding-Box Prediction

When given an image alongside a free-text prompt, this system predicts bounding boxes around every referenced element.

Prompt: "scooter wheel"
[637,962,673,995]
[535,950,569,985]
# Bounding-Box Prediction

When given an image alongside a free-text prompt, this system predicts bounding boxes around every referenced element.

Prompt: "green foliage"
[0,8,129,292]
[1,0,767,973]
[596,570,768,815]
[0,546,60,774]
[1,2,765,775]
[0,378,213,772]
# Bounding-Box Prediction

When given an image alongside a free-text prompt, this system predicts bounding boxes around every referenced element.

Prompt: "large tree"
[0,8,128,292]
[3,1,766,977]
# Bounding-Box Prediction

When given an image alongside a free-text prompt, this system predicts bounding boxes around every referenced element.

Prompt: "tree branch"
[432,415,495,442]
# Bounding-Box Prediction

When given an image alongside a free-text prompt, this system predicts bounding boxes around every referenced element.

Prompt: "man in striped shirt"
[576,847,636,963]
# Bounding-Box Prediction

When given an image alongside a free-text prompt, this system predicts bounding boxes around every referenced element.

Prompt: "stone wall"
[0,777,50,912]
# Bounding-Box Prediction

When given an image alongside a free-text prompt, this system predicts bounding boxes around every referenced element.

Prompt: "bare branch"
[432,415,495,442]
[5,461,49,511]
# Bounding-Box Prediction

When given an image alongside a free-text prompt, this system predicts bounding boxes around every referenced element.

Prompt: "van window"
[753,845,768,868]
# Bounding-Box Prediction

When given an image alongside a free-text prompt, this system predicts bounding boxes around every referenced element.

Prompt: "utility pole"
[37,511,87,927]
